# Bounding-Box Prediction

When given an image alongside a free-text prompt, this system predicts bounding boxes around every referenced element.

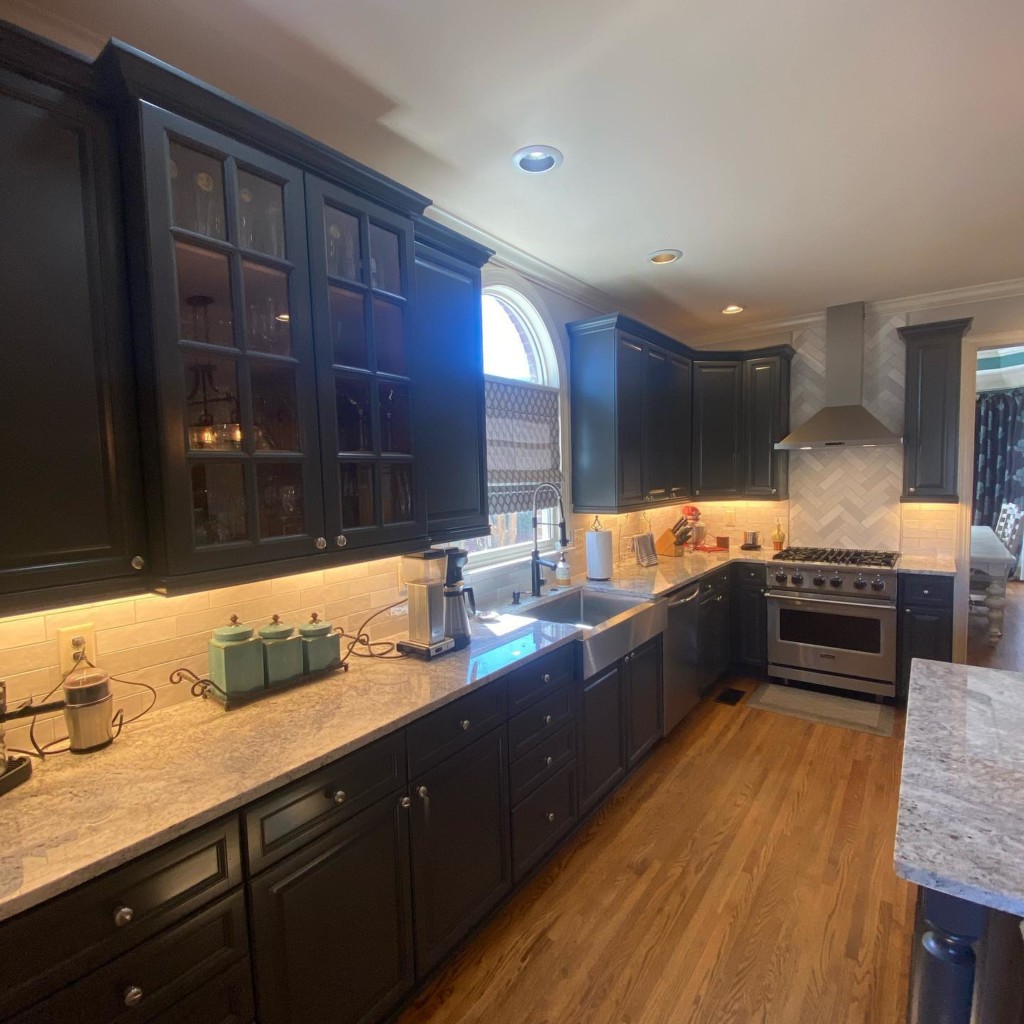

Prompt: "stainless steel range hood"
[775,301,903,450]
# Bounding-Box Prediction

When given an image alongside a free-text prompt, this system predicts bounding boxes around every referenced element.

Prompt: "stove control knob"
[813,574,826,587]
[871,578,886,592]
[774,571,788,583]
[790,573,804,585]
[853,576,868,590]
[829,575,843,588]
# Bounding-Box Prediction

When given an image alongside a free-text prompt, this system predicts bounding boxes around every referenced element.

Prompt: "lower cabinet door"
[511,761,577,882]
[578,663,626,814]
[736,582,767,670]
[898,605,953,703]
[147,959,255,1024]
[626,639,662,767]
[409,727,512,976]
[249,794,414,1024]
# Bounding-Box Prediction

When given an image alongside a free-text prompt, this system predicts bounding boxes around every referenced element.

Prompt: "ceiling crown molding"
[0,0,105,55]
[426,206,618,317]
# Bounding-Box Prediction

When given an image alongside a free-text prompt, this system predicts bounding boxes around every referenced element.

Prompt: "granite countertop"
[897,554,957,575]
[0,615,580,923]
[895,659,1024,915]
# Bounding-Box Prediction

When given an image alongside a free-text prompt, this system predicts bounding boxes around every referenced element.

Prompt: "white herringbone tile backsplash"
[787,315,907,551]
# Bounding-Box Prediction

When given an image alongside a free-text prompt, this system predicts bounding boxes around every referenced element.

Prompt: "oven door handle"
[764,591,895,613]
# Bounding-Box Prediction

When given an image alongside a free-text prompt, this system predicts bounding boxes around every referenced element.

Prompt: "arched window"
[464,287,564,563]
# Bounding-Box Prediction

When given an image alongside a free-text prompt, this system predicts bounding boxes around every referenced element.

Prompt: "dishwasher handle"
[667,587,701,608]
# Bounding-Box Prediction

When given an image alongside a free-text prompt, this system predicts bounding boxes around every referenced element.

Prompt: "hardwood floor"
[396,679,915,1024]
[968,580,1024,672]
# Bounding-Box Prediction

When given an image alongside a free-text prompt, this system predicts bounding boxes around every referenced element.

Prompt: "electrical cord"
[337,600,410,663]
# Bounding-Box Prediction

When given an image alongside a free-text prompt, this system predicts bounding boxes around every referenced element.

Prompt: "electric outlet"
[58,624,96,675]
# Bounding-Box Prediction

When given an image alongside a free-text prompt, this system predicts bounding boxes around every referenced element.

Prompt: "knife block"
[655,530,687,557]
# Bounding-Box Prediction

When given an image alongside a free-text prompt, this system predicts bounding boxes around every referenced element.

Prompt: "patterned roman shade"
[485,378,563,515]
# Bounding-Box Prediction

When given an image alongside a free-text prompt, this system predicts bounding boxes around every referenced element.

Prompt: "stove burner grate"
[772,547,899,568]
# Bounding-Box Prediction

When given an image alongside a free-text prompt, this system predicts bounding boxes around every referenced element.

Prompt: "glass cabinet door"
[141,106,324,574]
[306,175,424,550]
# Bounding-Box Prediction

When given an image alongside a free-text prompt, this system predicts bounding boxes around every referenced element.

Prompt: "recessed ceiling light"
[722,304,744,315]
[512,145,563,173]
[648,249,682,265]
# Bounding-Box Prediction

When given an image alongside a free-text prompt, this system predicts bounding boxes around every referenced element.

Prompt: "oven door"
[766,591,897,686]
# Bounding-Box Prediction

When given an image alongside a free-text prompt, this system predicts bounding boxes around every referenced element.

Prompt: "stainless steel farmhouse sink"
[522,588,666,678]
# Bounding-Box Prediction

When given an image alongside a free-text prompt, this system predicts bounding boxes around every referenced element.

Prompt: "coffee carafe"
[443,548,475,650]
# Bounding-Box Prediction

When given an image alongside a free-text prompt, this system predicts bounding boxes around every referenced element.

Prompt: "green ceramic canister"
[299,611,341,673]
[208,615,265,697]
[259,614,303,686]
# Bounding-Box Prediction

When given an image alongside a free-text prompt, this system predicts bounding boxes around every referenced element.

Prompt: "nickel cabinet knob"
[460,719,471,731]
[418,785,429,799]
[546,812,556,823]
[399,796,411,809]
[336,535,347,548]
[315,537,327,550]
[544,755,553,766]
[543,714,552,725]
[332,789,346,805]
[130,555,145,571]
[123,986,143,1008]
[113,905,134,928]
[909,486,916,493]
[542,673,551,684]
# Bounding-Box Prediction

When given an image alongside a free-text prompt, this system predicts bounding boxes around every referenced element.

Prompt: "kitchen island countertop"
[895,659,1024,915]
[0,615,581,923]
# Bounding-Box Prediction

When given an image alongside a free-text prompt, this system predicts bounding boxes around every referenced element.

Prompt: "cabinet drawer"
[509,722,575,805]
[245,730,406,874]
[506,644,575,713]
[11,891,249,1024]
[0,816,241,1020]
[511,762,577,882]
[146,958,254,1024]
[406,681,508,777]
[900,574,954,607]
[508,684,573,761]
[700,570,730,594]
[736,563,765,585]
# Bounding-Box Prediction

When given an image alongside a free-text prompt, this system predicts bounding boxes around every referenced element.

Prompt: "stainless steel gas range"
[766,547,899,699]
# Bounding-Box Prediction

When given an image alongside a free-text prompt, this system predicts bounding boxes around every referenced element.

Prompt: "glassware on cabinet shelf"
[169,142,226,240]
[192,463,247,545]
[236,169,285,259]
[242,261,291,355]
[251,364,300,451]
[381,462,413,524]
[257,463,304,538]
[340,463,375,528]
[368,223,402,294]
[378,383,411,453]
[184,354,242,451]
[176,242,234,346]
[335,378,372,453]
[324,206,360,280]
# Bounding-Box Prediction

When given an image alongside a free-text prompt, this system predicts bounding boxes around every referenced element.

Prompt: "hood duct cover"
[775,301,903,450]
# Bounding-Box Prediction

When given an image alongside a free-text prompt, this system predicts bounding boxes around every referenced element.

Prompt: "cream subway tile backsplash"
[134,592,210,622]
[270,570,325,596]
[0,616,46,649]
[43,601,136,640]
[207,580,275,605]
[95,619,177,655]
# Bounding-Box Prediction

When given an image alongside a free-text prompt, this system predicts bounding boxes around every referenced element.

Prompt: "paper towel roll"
[586,530,613,580]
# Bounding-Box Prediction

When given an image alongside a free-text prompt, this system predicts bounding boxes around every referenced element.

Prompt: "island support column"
[909,889,987,1024]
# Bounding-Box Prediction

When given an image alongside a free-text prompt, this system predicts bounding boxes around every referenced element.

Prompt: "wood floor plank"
[396,680,915,1024]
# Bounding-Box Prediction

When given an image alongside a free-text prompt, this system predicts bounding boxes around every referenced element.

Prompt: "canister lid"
[213,614,254,643]
[259,614,294,640]
[63,670,111,707]
[299,611,332,638]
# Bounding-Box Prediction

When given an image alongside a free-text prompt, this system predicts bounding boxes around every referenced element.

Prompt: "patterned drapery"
[972,388,1024,526]
[484,378,563,515]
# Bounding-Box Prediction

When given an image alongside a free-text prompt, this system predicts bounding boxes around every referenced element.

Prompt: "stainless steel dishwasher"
[663,583,703,734]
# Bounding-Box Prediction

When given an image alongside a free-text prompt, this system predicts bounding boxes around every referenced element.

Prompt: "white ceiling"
[9,0,1024,335]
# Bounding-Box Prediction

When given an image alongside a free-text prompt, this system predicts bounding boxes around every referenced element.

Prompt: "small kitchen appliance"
[442,548,476,650]
[398,550,455,659]
[767,547,900,698]
[0,681,32,795]
[62,669,115,753]
[741,531,760,550]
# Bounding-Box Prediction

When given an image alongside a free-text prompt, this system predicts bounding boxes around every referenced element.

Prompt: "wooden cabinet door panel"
[626,638,662,767]
[692,361,743,498]
[250,794,414,1024]
[409,728,511,975]
[616,336,646,506]
[578,663,626,814]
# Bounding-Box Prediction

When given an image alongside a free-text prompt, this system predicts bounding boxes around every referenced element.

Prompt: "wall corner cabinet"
[898,318,972,504]
[568,314,793,513]
[0,25,493,603]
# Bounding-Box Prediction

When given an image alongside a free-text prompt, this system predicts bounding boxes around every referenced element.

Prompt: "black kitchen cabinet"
[408,727,511,975]
[577,662,627,814]
[743,354,790,498]
[625,637,663,767]
[692,360,744,499]
[897,573,954,704]
[306,174,426,551]
[698,571,732,691]
[127,103,326,578]
[568,315,693,513]
[0,65,145,607]
[733,563,768,672]
[898,319,972,503]
[250,794,414,1024]
[411,217,492,543]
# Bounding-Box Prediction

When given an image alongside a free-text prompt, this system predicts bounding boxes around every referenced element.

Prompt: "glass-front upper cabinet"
[139,105,324,575]
[306,175,424,550]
